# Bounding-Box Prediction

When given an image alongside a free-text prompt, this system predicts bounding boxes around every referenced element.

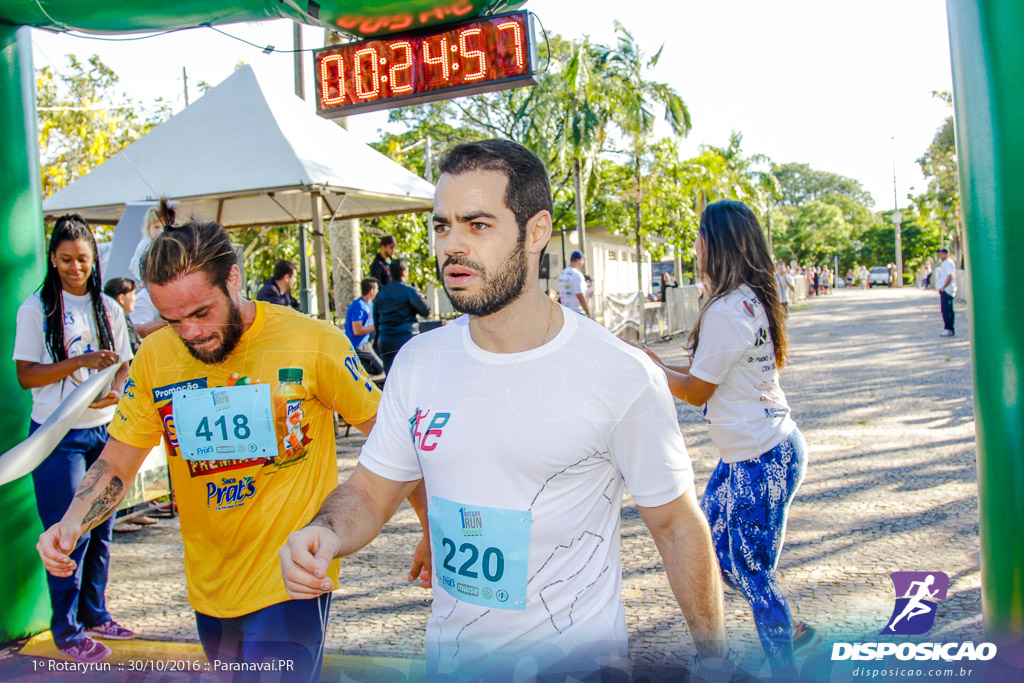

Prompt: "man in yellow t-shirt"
[37,220,415,682]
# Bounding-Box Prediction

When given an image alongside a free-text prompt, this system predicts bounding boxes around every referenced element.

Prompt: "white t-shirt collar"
[461,302,578,364]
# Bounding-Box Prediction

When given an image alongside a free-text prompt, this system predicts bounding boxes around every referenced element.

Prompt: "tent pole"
[298,223,311,313]
[311,190,330,320]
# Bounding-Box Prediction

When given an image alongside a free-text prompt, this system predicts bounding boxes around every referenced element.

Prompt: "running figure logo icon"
[883,571,950,635]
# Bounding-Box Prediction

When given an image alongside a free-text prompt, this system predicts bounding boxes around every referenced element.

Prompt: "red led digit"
[458,28,486,81]
[388,41,414,94]
[320,54,346,106]
[496,20,525,73]
[423,35,451,84]
[353,47,381,100]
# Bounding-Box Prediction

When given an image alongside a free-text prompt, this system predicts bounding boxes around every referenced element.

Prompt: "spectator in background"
[369,236,397,287]
[345,278,384,377]
[659,272,679,303]
[15,214,135,663]
[860,265,870,289]
[373,259,430,374]
[558,250,590,317]
[102,284,160,533]
[103,278,142,354]
[776,263,796,315]
[936,247,957,336]
[128,200,173,338]
[256,260,301,310]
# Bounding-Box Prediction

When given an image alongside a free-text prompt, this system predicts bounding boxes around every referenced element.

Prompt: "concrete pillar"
[330,217,361,307]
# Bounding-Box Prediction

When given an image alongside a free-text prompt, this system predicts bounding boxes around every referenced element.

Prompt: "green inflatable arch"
[0,0,1021,659]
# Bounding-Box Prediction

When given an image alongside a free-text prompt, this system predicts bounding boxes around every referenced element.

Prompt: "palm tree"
[560,37,611,264]
[597,21,691,296]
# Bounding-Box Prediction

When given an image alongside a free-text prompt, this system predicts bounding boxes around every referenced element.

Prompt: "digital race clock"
[314,11,538,117]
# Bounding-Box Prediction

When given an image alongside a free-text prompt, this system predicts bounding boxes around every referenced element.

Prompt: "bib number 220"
[194,414,251,441]
[439,538,504,582]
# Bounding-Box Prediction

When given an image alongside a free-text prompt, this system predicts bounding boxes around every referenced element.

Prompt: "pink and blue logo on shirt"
[409,408,451,452]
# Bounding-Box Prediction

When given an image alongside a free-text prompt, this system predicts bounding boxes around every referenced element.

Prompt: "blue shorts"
[195,594,331,683]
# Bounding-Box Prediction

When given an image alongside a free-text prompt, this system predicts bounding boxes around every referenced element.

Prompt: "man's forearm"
[309,477,416,557]
[61,440,151,533]
[407,480,429,534]
[644,496,728,659]
[66,460,129,532]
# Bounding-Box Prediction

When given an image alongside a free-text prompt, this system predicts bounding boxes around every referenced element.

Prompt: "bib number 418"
[194,414,251,441]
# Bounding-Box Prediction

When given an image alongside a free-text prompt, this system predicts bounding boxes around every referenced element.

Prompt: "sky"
[29,0,955,210]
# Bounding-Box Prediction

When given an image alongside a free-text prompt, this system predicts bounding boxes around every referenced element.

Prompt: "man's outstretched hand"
[279,525,342,598]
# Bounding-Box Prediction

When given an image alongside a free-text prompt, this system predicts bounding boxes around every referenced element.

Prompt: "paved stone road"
[22,286,984,676]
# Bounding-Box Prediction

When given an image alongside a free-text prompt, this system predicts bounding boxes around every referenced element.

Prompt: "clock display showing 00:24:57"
[315,12,536,116]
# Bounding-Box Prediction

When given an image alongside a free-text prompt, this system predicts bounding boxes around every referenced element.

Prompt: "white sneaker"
[940,329,954,337]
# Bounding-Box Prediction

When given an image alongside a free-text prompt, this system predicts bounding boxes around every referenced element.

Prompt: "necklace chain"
[542,299,555,345]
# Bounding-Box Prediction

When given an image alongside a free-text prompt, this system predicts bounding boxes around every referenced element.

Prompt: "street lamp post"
[891,137,903,287]
[893,208,903,288]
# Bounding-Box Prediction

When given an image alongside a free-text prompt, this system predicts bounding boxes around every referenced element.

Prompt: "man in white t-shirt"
[280,140,728,680]
[558,250,590,317]
[936,247,957,336]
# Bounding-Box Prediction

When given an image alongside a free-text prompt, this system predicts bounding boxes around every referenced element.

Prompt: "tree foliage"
[37,54,170,200]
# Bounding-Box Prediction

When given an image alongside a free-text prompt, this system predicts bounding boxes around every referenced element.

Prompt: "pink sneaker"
[86,620,136,640]
[59,636,112,663]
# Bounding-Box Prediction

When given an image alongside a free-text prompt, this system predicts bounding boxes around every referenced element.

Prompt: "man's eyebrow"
[160,304,210,324]
[431,214,449,224]
[455,211,498,223]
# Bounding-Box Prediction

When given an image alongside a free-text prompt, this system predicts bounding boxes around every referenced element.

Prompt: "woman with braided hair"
[13,213,134,664]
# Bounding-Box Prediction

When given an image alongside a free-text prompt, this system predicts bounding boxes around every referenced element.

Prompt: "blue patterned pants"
[701,429,807,678]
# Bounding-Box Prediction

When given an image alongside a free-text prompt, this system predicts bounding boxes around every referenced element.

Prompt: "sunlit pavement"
[1,286,980,679]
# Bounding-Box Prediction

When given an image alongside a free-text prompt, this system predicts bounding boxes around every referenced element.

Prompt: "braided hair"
[40,214,115,362]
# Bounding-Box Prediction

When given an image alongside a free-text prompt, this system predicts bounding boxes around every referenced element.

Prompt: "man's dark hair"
[389,258,408,281]
[103,277,137,299]
[380,235,396,247]
[141,220,237,293]
[361,277,380,296]
[273,259,296,281]
[438,139,553,239]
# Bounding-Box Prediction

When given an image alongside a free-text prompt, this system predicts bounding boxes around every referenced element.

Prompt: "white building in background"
[544,227,667,319]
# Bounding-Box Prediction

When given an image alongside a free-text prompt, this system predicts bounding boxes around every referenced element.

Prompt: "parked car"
[868,266,891,287]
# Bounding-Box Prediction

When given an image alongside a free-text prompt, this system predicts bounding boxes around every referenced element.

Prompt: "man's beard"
[183,298,244,364]
[441,241,528,317]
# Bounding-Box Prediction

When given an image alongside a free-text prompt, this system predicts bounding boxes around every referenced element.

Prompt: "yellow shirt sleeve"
[108,343,164,450]
[315,323,382,424]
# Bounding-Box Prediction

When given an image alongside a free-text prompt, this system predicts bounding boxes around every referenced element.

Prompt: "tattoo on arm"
[74,460,110,501]
[82,477,124,528]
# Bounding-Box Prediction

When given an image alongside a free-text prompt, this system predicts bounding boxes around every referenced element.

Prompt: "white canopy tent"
[42,64,434,226]
[42,64,435,316]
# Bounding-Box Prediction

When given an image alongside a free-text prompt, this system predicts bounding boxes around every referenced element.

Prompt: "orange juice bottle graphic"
[274,368,307,463]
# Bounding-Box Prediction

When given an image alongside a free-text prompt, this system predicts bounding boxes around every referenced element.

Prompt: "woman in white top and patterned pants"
[645,200,816,678]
